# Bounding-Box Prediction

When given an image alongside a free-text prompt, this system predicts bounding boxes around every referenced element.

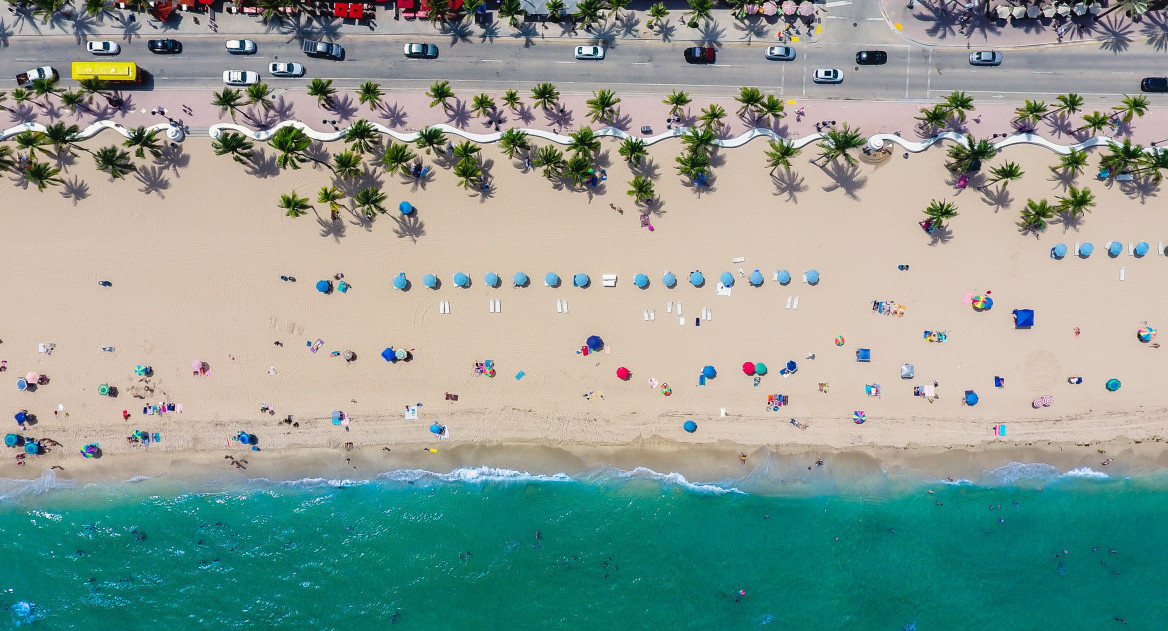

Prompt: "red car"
[683,46,716,64]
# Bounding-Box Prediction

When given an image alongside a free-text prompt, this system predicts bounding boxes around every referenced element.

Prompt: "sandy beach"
[4,122,1168,482]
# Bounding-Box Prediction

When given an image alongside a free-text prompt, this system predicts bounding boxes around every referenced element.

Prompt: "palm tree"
[414,126,446,155]
[268,125,312,171]
[945,134,997,173]
[816,123,865,166]
[1100,139,1145,175]
[573,0,604,29]
[278,191,312,218]
[123,126,162,159]
[332,150,363,180]
[916,105,950,132]
[307,78,337,109]
[1019,199,1055,232]
[425,0,451,22]
[567,127,600,157]
[84,0,112,17]
[59,90,85,114]
[757,94,785,125]
[682,127,718,156]
[1100,0,1148,18]
[43,122,82,159]
[29,77,62,109]
[425,80,455,112]
[664,90,691,118]
[471,93,496,119]
[24,160,63,191]
[502,89,521,111]
[354,187,387,218]
[941,90,975,122]
[1114,94,1149,122]
[1055,185,1095,218]
[1052,148,1088,177]
[675,150,710,182]
[498,129,531,159]
[683,0,713,26]
[212,131,255,165]
[764,139,801,173]
[211,88,245,122]
[586,89,621,124]
[562,155,594,187]
[77,78,115,106]
[317,186,344,219]
[1077,111,1111,134]
[533,145,565,179]
[357,81,383,112]
[93,146,136,179]
[1014,99,1048,126]
[531,83,560,110]
[344,119,379,155]
[243,82,273,111]
[922,199,958,230]
[618,137,648,167]
[1052,93,1084,118]
[734,86,764,117]
[13,131,51,161]
[453,159,483,189]
[380,142,417,175]
[698,103,727,130]
[607,0,628,20]
[647,1,669,29]
[545,0,565,19]
[9,88,32,107]
[498,0,525,26]
[1138,148,1168,184]
[627,175,655,205]
[453,140,480,164]
[985,161,1024,188]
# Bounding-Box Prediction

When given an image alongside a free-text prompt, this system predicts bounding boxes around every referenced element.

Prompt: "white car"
[223,70,259,86]
[969,51,1002,66]
[813,68,843,84]
[764,46,795,61]
[225,39,257,54]
[574,45,605,60]
[86,40,121,55]
[268,62,305,77]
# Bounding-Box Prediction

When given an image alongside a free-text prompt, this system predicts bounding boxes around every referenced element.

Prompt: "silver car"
[813,68,843,84]
[225,39,257,54]
[764,46,795,61]
[86,40,121,55]
[223,70,259,86]
[269,62,305,77]
[969,51,1002,66]
[574,45,605,60]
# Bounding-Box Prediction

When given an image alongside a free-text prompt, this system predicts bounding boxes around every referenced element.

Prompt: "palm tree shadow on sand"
[771,168,806,203]
[1119,176,1160,204]
[392,212,426,242]
[60,175,90,205]
[821,161,866,199]
[927,224,954,245]
[445,99,473,129]
[1057,210,1086,233]
[380,102,409,129]
[315,210,347,241]
[246,149,282,178]
[135,165,170,197]
[980,184,1014,212]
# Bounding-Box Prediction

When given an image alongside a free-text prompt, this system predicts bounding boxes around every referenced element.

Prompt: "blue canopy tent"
[690,271,705,287]
[662,271,677,287]
[574,273,590,288]
[545,272,560,287]
[720,272,734,287]
[381,348,396,362]
[1080,241,1094,257]
[856,348,871,362]
[786,360,797,373]
[1051,243,1067,259]
[633,273,649,289]
[777,270,792,285]
[964,390,979,406]
[393,273,408,290]
[683,420,697,433]
[316,280,332,293]
[453,272,470,287]
[586,335,604,351]
[484,272,499,287]
[1108,241,1122,257]
[702,365,716,378]
[1013,309,1034,328]
[423,274,438,289]
[1135,241,1149,257]
[806,269,820,285]
[749,270,764,286]
[399,201,413,215]
[513,272,528,287]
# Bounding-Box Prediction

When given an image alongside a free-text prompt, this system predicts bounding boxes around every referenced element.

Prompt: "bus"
[71,61,143,85]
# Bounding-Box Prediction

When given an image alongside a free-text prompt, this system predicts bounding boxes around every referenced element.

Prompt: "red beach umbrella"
[616,367,630,380]
[742,362,756,375]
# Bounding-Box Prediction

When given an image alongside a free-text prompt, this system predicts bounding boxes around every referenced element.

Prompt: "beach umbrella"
[1136,241,1149,257]
[972,295,988,310]
[755,362,768,375]
[343,350,355,361]
[1026,4,1039,17]
[781,0,796,14]
[798,0,814,15]
[901,363,915,379]
[513,272,528,287]
[702,365,716,378]
[423,274,438,288]
[395,349,408,360]
[586,335,604,351]
[1057,3,1070,15]
[453,272,469,287]
[1011,4,1026,17]
[82,443,99,458]
[853,411,865,424]
[616,367,630,380]
[399,201,413,215]
[720,272,735,287]
[806,269,820,285]
[835,335,845,346]
[786,360,797,373]
[545,272,560,287]
[484,272,499,287]
[25,442,38,455]
[777,270,791,285]
[15,411,26,424]
[1080,241,1094,257]
[316,280,332,293]
[1073,1,1085,14]
[98,384,110,396]
[742,362,756,375]
[1106,378,1121,391]
[661,272,677,288]
[16,379,27,391]
[764,1,779,15]
[1138,326,1156,342]
[1042,3,1056,16]
[690,271,705,286]
[25,372,38,384]
[683,420,698,433]
[633,273,649,289]
[4,434,17,447]
[381,348,395,362]
[996,4,1011,18]
[1108,241,1122,257]
[749,270,764,286]
[965,391,979,406]
[238,432,251,445]
[1053,243,1067,258]
[332,410,342,423]
[574,273,590,288]
[430,423,442,434]
[393,273,408,290]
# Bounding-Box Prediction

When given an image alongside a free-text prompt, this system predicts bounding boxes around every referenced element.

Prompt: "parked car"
[147,39,182,54]
[223,70,259,86]
[303,40,344,60]
[225,39,257,54]
[403,42,439,59]
[574,45,605,60]
[1141,77,1168,93]
[15,66,56,88]
[764,46,795,61]
[683,46,716,64]
[87,40,121,55]
[269,62,305,77]
[813,68,843,84]
[855,50,887,65]
[969,51,1002,66]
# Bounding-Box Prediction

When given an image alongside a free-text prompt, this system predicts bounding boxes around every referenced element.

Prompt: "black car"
[683,46,716,64]
[1141,77,1168,93]
[855,50,887,65]
[147,39,182,54]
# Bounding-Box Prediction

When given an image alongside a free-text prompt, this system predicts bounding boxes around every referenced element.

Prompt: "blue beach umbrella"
[633,273,649,288]
[683,420,697,433]
[513,272,528,287]
[702,365,716,379]
[484,272,499,287]
[690,271,704,287]
[663,271,677,287]
[749,270,764,286]
[316,280,332,293]
[786,360,797,373]
[586,335,604,351]
[1080,242,1094,257]
[423,274,438,288]
[545,272,560,287]
[777,270,791,285]
[15,411,27,424]
[16,379,27,391]
[574,273,590,288]
[430,424,442,434]
[720,272,734,287]
[965,390,979,406]
[1052,243,1068,258]
[1106,378,1121,391]
[806,269,820,285]
[1136,241,1149,257]
[25,442,38,455]
[453,272,469,287]
[399,201,413,215]
[393,273,407,290]
[4,434,17,447]
[1108,241,1122,257]
[381,348,395,362]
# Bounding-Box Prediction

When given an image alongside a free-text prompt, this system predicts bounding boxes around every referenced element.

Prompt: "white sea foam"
[271,477,371,489]
[615,466,745,495]
[1063,467,1110,479]
[126,473,165,483]
[378,466,574,485]
[0,469,76,501]
[981,462,1112,486]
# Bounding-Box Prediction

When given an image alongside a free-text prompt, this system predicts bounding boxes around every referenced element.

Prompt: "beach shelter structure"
[702,365,716,378]
[513,272,528,287]
[4,434,18,447]
[806,269,820,285]
[742,362,756,375]
[545,272,560,287]
[662,271,677,287]
[616,367,630,380]
[453,272,470,287]
[901,363,915,379]
[754,362,768,375]
[1106,378,1122,391]
[98,384,110,396]
[777,270,792,285]
[1051,243,1067,259]
[1013,309,1034,328]
[786,360,798,374]
[381,348,396,362]
[237,431,253,445]
[683,420,697,433]
[1138,326,1156,343]
[964,390,979,406]
[423,274,438,289]
[484,272,499,287]
[633,274,649,289]
[1136,241,1150,257]
[574,273,590,288]
[316,280,332,293]
[720,272,735,287]
[15,411,27,425]
[399,201,413,214]
[856,348,871,362]
[749,270,764,286]
[690,271,705,286]
[393,273,408,290]
[586,335,604,351]
[1080,242,1094,257]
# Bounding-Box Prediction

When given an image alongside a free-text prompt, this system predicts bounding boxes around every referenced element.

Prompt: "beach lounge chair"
[1116,172,1134,182]
[786,296,792,309]
[556,300,563,313]
[603,275,618,287]
[650,309,655,320]
[1074,242,1080,256]
[792,297,799,309]
[856,348,871,362]
[643,309,649,321]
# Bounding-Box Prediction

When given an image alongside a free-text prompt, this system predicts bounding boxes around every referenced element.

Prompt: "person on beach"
[739,453,747,464]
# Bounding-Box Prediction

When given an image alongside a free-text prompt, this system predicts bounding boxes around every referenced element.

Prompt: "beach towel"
[715,283,732,297]
[310,339,324,353]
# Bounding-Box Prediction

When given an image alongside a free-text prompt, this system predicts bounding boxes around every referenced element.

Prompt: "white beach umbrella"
[1026,4,1039,18]
[1057,3,1071,15]
[1072,1,1086,14]
[1041,4,1055,17]
[1088,1,1101,13]
[1012,4,1027,18]
[996,4,1011,18]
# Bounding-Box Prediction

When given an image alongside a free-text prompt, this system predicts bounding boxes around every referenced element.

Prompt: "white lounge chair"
[602,274,618,287]
[649,309,655,320]
[1074,242,1080,256]
[785,296,792,309]
[792,297,800,309]
[667,301,673,313]
[556,300,563,313]
[644,309,649,321]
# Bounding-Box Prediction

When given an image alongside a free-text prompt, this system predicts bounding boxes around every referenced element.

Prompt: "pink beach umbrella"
[616,367,631,380]
[25,372,39,383]
[762,1,778,15]
[742,362,756,375]
[798,1,815,16]
[780,0,796,14]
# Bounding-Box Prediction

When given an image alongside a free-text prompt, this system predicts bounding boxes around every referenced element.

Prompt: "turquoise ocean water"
[3,461,1167,630]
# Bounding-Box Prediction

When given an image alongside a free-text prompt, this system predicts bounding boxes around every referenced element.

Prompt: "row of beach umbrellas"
[744,1,815,16]
[993,1,1100,19]
[1051,241,1151,259]
[378,270,821,290]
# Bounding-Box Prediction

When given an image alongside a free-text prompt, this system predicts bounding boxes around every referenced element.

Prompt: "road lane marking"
[824,0,852,5]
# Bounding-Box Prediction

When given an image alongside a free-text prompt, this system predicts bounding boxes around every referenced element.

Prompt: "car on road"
[303,40,345,60]
[764,46,795,61]
[683,46,716,64]
[969,51,1002,66]
[404,42,439,58]
[86,40,121,55]
[574,45,605,60]
[147,39,182,54]
[813,68,843,84]
[269,62,305,77]
[225,39,257,54]
[223,70,259,86]
[1141,77,1168,93]
[855,50,887,65]
[15,66,56,88]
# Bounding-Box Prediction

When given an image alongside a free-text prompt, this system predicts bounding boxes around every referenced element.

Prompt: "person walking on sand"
[739,453,747,464]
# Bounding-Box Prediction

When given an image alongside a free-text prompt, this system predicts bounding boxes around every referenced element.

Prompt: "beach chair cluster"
[488,299,501,313]
[142,402,180,415]
[922,330,949,343]
[474,360,496,378]
[555,300,568,314]
[865,384,881,397]
[766,394,790,411]
[872,301,905,316]
[643,309,656,321]
[438,300,451,314]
